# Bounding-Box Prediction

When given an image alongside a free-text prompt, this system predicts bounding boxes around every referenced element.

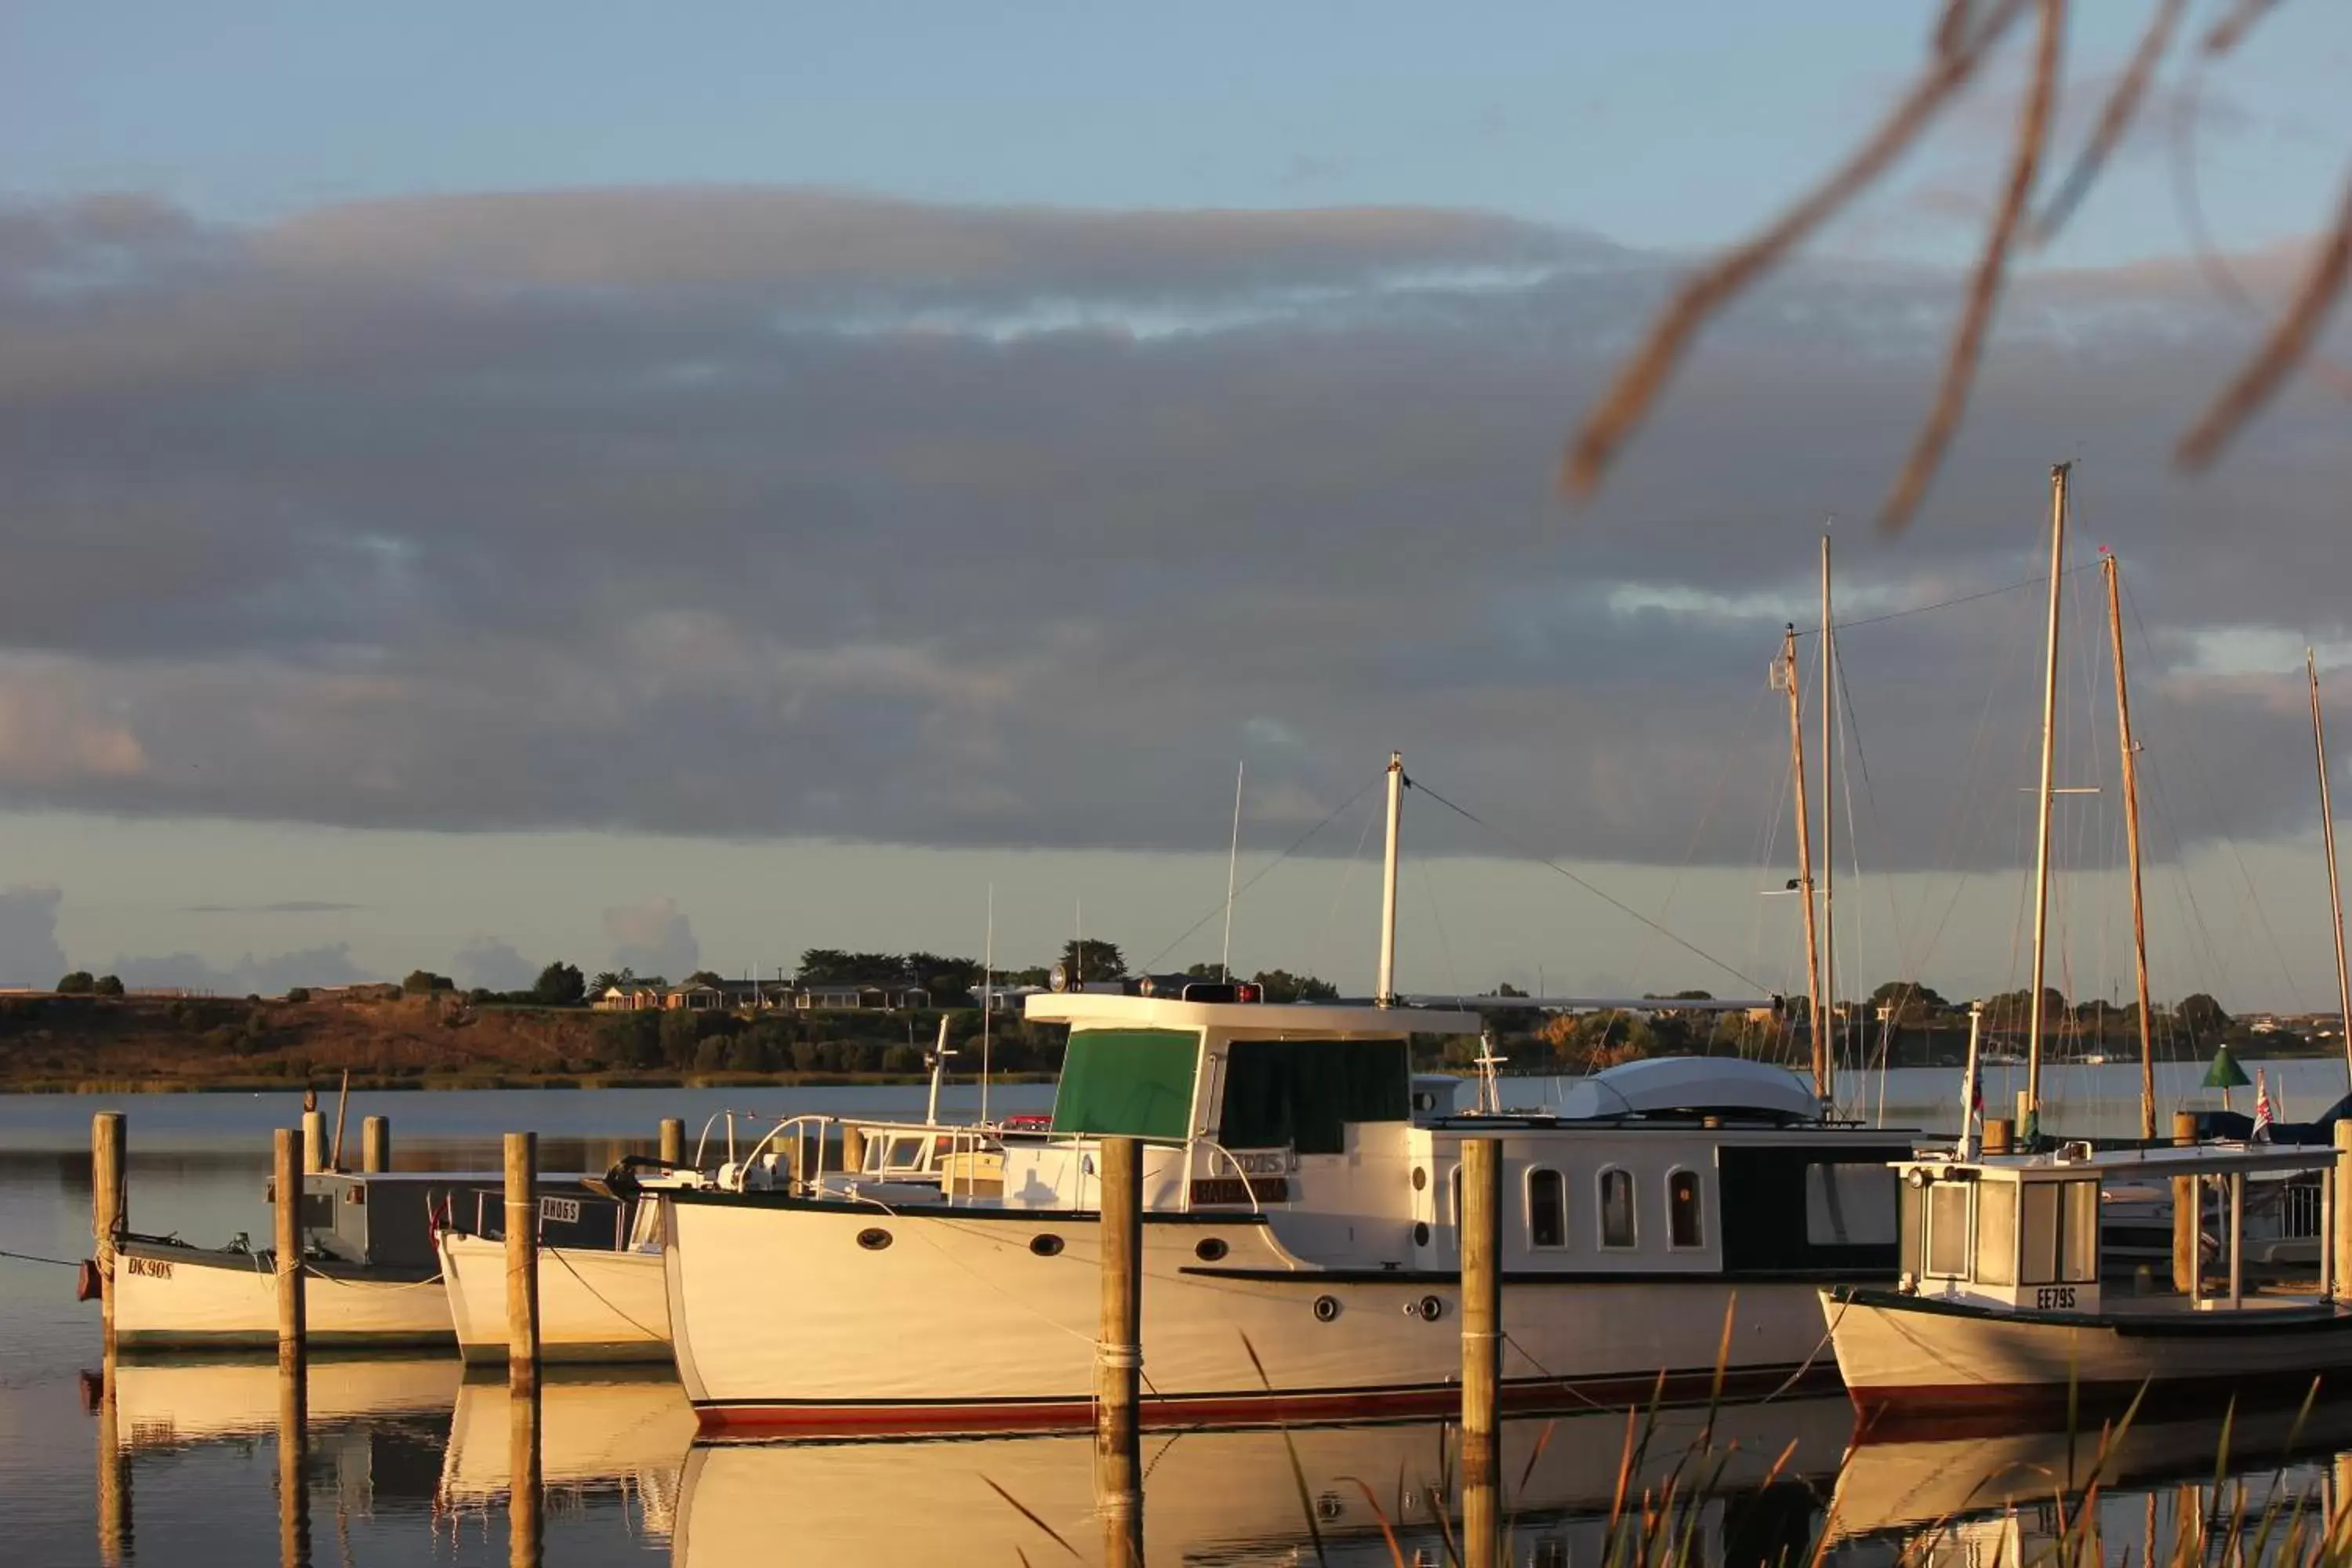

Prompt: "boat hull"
[1822,1286,2352,1434]
[113,1240,452,1348]
[665,1194,1849,1436]
[438,1232,671,1363]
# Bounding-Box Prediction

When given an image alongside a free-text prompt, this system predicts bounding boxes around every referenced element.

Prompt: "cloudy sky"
[0,3,2347,1007]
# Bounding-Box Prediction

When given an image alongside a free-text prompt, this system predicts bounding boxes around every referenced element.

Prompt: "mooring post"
[840,1123,867,1177]
[1096,1135,1143,1566]
[274,1127,307,1362]
[2174,1111,2201,1296]
[2334,1121,2352,1304]
[1461,1137,1502,1566]
[1982,1118,2013,1156]
[505,1132,539,1395]
[361,1115,391,1174]
[91,1112,125,1356]
[300,1106,327,1174]
[658,1117,684,1167]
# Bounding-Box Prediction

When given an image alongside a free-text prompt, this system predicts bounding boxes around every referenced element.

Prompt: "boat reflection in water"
[672,1396,1856,1566]
[101,1353,462,1450]
[437,1370,699,1534]
[1824,1398,2352,1565]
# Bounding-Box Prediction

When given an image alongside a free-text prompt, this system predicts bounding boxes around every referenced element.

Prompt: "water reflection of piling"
[94,1356,130,1566]
[277,1352,310,1568]
[508,1381,544,1568]
[1459,1137,1501,1568]
[1095,1136,1142,1568]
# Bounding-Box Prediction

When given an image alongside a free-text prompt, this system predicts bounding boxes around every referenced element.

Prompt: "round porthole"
[1417,1295,1444,1322]
[1195,1237,1229,1262]
[1029,1233,1065,1258]
[1410,1166,1428,1192]
[855,1227,893,1251]
[1315,1493,1344,1523]
[1312,1294,1341,1323]
[1413,1221,1431,1247]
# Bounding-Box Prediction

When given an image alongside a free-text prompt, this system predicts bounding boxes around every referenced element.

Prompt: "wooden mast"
[2024,463,2071,1145]
[1820,534,1838,1090]
[2104,554,2158,1142]
[2309,651,2352,1094]
[1782,626,1828,1102]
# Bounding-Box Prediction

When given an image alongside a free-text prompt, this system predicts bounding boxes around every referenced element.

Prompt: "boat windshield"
[1050,1028,1200,1141]
[1218,1037,1410,1154]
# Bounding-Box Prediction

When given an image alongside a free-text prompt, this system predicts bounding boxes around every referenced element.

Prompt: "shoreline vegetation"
[0,947,2325,1096]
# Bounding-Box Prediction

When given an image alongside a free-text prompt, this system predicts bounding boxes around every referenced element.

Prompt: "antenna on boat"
[1819,530,1838,1103]
[1221,760,1244,982]
[980,884,995,1126]
[2023,463,2072,1148]
[2103,552,2158,1142]
[1960,1000,1984,1160]
[1377,750,1404,1007]
[1779,624,1828,1105]
[924,1016,954,1127]
[1474,1029,1505,1115]
[2309,650,2352,1098]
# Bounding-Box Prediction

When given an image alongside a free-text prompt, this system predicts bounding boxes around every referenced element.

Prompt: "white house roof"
[1022,993,1482,1036]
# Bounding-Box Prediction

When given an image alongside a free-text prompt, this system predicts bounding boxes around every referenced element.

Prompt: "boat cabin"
[280,1170,629,1268]
[1891,1143,2343,1316]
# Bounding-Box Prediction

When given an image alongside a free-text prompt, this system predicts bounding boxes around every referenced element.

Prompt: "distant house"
[795,984,931,1012]
[664,983,726,1012]
[593,985,664,1012]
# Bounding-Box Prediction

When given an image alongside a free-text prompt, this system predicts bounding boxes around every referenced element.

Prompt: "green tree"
[1058,939,1126,985]
[93,974,125,997]
[56,971,95,994]
[285,986,311,1004]
[532,961,586,1007]
[402,969,452,995]
[1250,969,1340,1004]
[684,969,728,989]
[2177,993,2230,1040]
[1868,980,1947,1025]
[590,970,625,996]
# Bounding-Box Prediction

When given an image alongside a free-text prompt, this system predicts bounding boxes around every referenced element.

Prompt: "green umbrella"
[2202,1044,2250,1111]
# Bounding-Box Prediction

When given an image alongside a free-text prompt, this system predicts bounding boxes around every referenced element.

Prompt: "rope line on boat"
[544,1247,670,1345]
[0,1246,82,1268]
[1406,778,1772,995]
[299,1263,446,1292]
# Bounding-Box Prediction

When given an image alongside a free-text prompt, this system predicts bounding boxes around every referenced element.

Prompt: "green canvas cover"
[1050,1028,1200,1141]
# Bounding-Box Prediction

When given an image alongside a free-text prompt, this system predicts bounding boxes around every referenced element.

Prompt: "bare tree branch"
[1559,0,2032,501]
[2177,168,2352,470]
[2034,0,2187,245]
[1879,0,2067,532]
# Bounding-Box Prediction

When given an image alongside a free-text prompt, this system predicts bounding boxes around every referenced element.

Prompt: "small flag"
[2253,1069,2274,1142]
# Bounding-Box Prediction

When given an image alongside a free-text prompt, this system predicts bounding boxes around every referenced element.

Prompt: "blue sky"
[0,4,2347,1007]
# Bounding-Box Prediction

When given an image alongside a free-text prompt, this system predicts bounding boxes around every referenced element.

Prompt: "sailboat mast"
[1221,760,1245,982]
[2024,463,2071,1144]
[1820,535,1837,1083]
[1377,750,1403,1007]
[2103,554,2158,1142]
[1782,626,1828,1102]
[2309,652,2352,1094]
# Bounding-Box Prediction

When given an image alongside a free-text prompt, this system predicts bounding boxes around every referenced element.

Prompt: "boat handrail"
[1183,1136,1266,1218]
[734,1113,838,1190]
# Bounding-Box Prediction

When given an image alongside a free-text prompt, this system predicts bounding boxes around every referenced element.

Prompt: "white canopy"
[1557,1056,1820,1122]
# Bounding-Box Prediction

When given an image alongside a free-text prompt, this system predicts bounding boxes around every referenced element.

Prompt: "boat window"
[1973,1179,2016,1287]
[1599,1168,1636,1249]
[1805,1163,1899,1247]
[1899,1178,1926,1279]
[883,1136,926,1173]
[1926,1181,1970,1276]
[2061,1178,2098,1284]
[1217,1037,1410,1155]
[2020,1180,2061,1285]
[1667,1170,1704,1249]
[1527,1168,1566,1249]
[1449,1165,1461,1232]
[1051,1028,1201,1142]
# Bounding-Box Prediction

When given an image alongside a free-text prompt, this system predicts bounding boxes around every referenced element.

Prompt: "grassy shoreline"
[0,1070,1062,1097]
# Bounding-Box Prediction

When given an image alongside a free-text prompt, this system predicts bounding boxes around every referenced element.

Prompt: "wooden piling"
[1096,1136,1143,1566]
[300,1107,327,1174]
[505,1132,539,1395]
[2334,1121,2352,1305]
[658,1117,684,1167]
[841,1123,867,1177]
[2175,1111,2201,1296]
[361,1115,390,1174]
[1461,1138,1502,1565]
[274,1127,306,1358]
[91,1112,125,1355]
[1982,1118,2012,1156]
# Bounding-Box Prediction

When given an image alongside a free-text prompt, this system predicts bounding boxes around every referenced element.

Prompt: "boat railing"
[1181,1136,1267,1217]
[733,1113,839,1191]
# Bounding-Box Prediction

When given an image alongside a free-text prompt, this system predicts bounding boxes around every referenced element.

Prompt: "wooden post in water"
[274,1127,306,1359]
[2174,1112,2201,1297]
[1461,1137,1502,1566]
[658,1117,684,1167]
[2334,1121,2352,1305]
[361,1115,390,1173]
[1096,1136,1143,1567]
[508,1378,543,1568]
[300,1106,327,1174]
[276,1349,308,1568]
[840,1123,866,1177]
[91,1112,125,1356]
[1981,1119,2012,1156]
[505,1132,539,1395]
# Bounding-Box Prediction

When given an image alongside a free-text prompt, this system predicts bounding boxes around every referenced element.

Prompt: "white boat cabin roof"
[1022,993,1483,1036]
[1548,1056,1820,1123]
[1907,1142,2338,1185]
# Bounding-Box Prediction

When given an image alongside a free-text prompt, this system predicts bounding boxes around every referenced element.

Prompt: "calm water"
[3,1071,2349,1565]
